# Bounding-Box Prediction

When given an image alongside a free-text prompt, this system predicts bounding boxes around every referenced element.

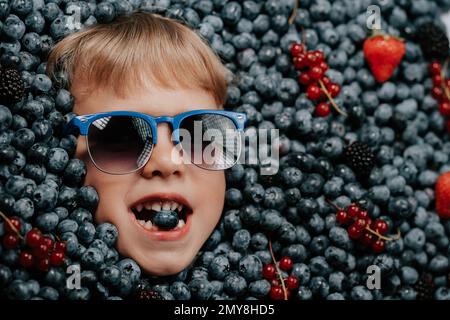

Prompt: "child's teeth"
[144,202,152,210]
[138,219,145,226]
[152,202,161,211]
[162,202,171,210]
[144,220,153,229]
[170,201,178,211]
[136,204,143,212]
[177,219,185,228]
[177,204,183,212]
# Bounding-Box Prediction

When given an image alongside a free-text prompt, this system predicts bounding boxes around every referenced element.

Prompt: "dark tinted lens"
[87,116,153,174]
[179,114,241,170]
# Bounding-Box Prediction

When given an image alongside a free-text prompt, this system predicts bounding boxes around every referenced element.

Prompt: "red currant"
[348,224,363,240]
[313,50,325,62]
[372,239,385,253]
[290,43,305,57]
[440,102,450,117]
[262,264,277,280]
[33,244,49,260]
[347,204,360,218]
[37,258,50,272]
[19,251,34,268]
[319,61,329,72]
[356,210,367,219]
[26,228,42,248]
[2,234,19,249]
[432,86,444,100]
[429,62,442,75]
[41,237,53,249]
[5,216,21,234]
[327,83,341,97]
[372,219,388,235]
[433,75,443,86]
[306,52,318,66]
[54,241,66,253]
[50,251,65,267]
[315,102,331,117]
[285,275,299,290]
[293,55,307,70]
[354,218,367,230]
[307,84,321,100]
[309,66,324,80]
[299,72,312,85]
[279,256,293,271]
[321,76,331,86]
[360,232,375,246]
[269,285,285,300]
[336,210,349,224]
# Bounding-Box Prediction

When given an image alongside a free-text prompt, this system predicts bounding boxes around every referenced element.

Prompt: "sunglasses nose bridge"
[154,116,179,144]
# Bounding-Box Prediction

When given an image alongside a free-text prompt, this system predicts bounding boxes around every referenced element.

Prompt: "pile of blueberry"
[2,0,450,300]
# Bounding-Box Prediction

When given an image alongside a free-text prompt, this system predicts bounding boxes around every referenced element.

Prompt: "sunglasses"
[64,110,247,175]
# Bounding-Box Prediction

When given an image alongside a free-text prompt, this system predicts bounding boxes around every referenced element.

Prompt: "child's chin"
[137,255,193,276]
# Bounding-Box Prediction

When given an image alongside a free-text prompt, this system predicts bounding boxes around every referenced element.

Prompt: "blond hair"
[46,11,230,106]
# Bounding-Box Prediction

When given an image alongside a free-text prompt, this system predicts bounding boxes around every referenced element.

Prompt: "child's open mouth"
[129,196,192,233]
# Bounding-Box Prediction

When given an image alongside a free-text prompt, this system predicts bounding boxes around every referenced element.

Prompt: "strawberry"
[363,34,406,83]
[435,171,450,219]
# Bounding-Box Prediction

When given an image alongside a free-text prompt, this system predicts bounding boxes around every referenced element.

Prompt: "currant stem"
[0,210,24,240]
[268,237,288,300]
[318,79,348,117]
[364,226,401,241]
[288,0,299,25]
[325,198,342,211]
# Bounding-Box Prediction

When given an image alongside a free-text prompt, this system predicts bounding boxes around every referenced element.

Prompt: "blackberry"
[0,67,25,105]
[344,141,376,177]
[136,288,164,300]
[413,274,435,300]
[415,22,450,61]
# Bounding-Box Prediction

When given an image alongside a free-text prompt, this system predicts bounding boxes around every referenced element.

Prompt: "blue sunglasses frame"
[64,109,247,174]
[65,109,247,143]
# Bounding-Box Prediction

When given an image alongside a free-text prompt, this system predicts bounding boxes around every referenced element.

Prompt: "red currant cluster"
[1,215,66,272]
[334,203,398,253]
[262,256,299,300]
[290,43,345,117]
[429,61,450,132]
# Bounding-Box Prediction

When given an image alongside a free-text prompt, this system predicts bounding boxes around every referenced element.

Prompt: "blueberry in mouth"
[130,199,189,231]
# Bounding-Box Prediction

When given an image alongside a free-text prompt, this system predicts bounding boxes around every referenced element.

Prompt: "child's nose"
[140,123,185,179]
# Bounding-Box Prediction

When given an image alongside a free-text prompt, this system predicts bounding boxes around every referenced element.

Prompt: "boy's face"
[71,82,225,275]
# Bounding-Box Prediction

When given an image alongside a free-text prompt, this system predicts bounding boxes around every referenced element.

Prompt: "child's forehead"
[71,81,218,116]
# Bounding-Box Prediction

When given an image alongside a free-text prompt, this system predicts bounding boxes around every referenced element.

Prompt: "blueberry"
[248,279,270,298]
[152,210,179,230]
[33,183,58,211]
[35,212,59,232]
[99,265,121,287]
[92,226,116,250]
[435,287,450,300]
[77,222,96,245]
[238,254,262,281]
[351,286,373,300]
[260,209,282,232]
[188,278,213,300]
[170,281,191,300]
[39,286,59,300]
[404,228,426,252]
[232,229,251,252]
[63,159,86,187]
[223,273,247,297]
[116,259,141,284]
[6,280,31,300]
